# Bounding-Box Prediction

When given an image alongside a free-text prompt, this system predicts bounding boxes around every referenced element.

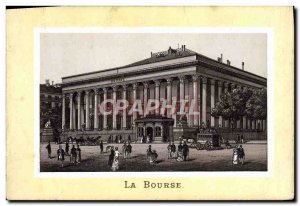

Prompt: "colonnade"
[62,74,266,132]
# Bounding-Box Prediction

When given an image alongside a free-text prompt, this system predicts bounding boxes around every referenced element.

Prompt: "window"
[155,126,161,137]
[138,127,144,137]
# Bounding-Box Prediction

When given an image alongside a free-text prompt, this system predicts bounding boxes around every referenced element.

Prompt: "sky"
[40,33,267,84]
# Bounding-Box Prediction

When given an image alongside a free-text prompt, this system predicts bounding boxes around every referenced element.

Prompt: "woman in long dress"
[112,147,121,171]
[232,146,239,164]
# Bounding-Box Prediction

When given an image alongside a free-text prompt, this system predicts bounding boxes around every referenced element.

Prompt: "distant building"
[40,79,62,131]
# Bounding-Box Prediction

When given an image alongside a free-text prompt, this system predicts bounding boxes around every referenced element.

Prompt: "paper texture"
[6,6,294,200]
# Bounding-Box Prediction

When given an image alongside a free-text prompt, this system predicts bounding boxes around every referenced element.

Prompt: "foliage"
[245,88,267,120]
[212,88,253,120]
[212,87,266,122]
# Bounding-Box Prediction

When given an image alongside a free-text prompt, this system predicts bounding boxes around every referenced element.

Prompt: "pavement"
[40,142,267,172]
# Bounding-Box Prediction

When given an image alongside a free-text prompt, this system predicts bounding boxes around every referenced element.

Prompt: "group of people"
[45,140,82,168]
[167,141,190,162]
[107,134,133,144]
[232,145,245,165]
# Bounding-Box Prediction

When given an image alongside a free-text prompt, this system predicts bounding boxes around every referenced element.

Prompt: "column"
[62,94,65,129]
[236,85,241,129]
[85,90,90,130]
[210,79,215,127]
[143,82,149,117]
[179,75,185,102]
[94,89,99,130]
[224,82,229,127]
[155,80,161,116]
[218,81,223,128]
[243,116,247,129]
[247,119,251,129]
[69,93,73,130]
[202,77,207,126]
[112,86,117,130]
[192,75,199,126]
[77,92,81,130]
[263,120,266,131]
[252,120,256,130]
[166,78,172,118]
[122,85,127,129]
[132,83,138,126]
[103,88,108,129]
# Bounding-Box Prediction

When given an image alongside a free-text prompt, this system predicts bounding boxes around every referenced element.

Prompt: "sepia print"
[39,31,268,172]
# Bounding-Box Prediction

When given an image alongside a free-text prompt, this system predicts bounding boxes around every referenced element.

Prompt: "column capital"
[166,78,172,85]
[122,84,128,91]
[69,92,74,97]
[201,76,207,84]
[154,80,161,87]
[103,87,108,93]
[112,85,118,92]
[224,82,229,88]
[210,78,216,85]
[85,90,90,95]
[143,82,149,88]
[192,75,199,82]
[132,83,139,90]
[93,88,100,94]
[179,75,186,83]
[217,80,223,87]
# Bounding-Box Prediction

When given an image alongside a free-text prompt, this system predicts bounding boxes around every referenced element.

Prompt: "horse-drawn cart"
[190,133,221,151]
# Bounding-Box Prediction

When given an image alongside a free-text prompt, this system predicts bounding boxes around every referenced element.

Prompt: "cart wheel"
[205,141,212,151]
[197,143,204,150]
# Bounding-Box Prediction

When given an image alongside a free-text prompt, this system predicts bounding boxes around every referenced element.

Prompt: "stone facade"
[61,45,267,142]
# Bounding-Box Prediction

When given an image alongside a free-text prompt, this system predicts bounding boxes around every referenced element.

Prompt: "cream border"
[7,7,294,200]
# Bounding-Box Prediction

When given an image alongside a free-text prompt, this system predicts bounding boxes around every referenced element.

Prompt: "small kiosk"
[135,115,174,143]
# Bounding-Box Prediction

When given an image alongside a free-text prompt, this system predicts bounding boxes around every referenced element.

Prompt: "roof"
[62,45,266,82]
[40,84,62,94]
[124,47,197,67]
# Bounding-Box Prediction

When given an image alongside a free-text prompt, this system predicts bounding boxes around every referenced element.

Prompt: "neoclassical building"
[61,45,267,142]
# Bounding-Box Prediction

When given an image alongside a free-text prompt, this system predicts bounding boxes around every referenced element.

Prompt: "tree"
[245,88,267,121]
[212,87,253,126]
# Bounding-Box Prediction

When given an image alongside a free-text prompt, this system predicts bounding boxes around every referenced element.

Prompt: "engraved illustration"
[39,33,267,172]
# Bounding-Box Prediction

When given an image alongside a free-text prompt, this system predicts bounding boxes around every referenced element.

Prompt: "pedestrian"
[108,148,115,167]
[238,145,245,165]
[111,147,121,171]
[171,142,176,159]
[126,142,132,158]
[70,145,77,164]
[65,141,69,156]
[167,142,172,159]
[240,135,244,144]
[57,145,65,168]
[76,145,81,164]
[146,145,152,159]
[177,141,184,162]
[128,135,131,143]
[46,141,51,158]
[182,141,189,161]
[149,150,158,164]
[232,145,239,165]
[122,142,127,158]
[100,140,104,154]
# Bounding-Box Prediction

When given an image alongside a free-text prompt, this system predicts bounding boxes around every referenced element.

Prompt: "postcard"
[6,6,294,200]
